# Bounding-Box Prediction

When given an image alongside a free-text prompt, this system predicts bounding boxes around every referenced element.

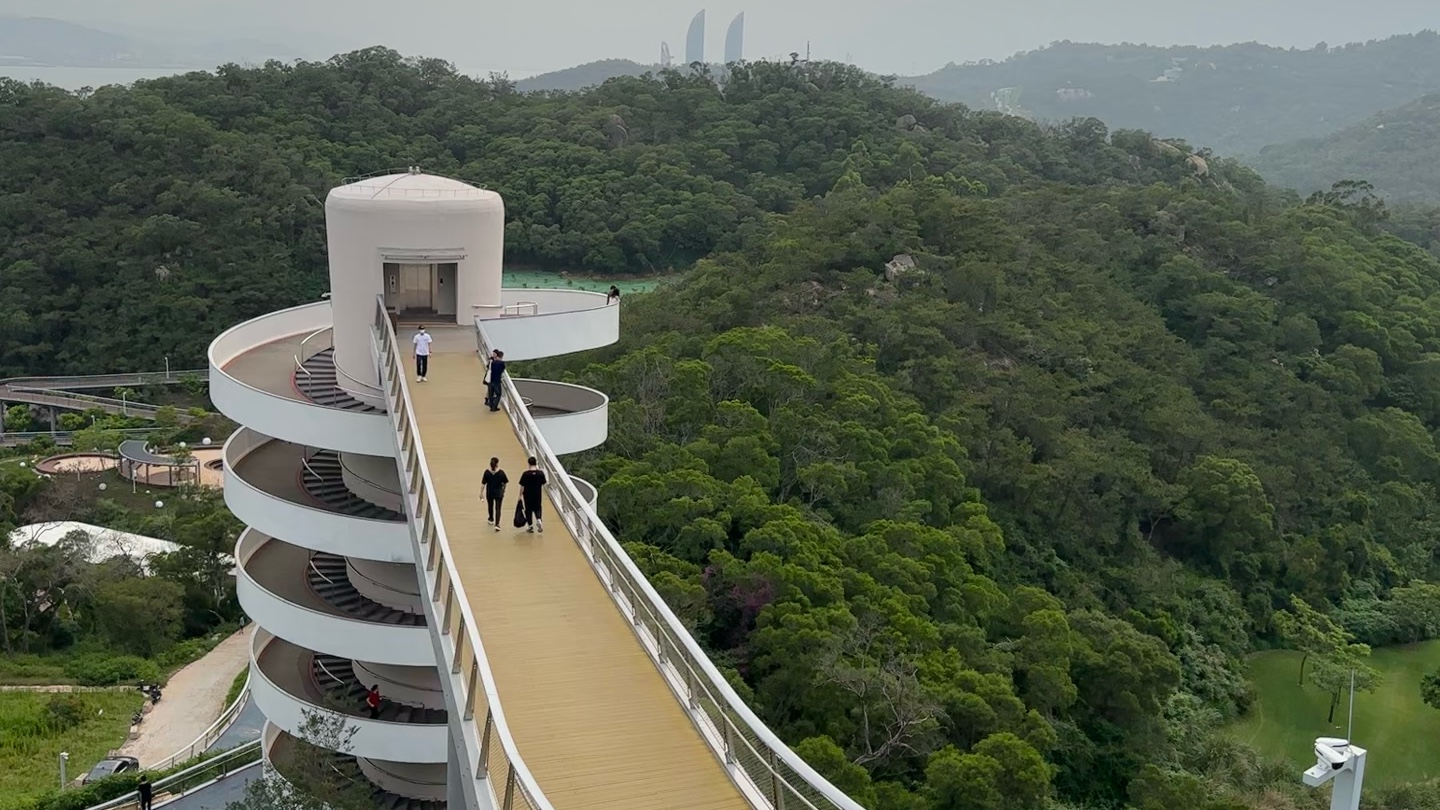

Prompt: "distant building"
[686,10,705,64]
[661,41,673,67]
[724,12,744,64]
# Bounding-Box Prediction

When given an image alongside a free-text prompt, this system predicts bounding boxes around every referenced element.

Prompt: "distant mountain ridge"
[516,32,1440,160]
[904,32,1440,156]
[0,16,306,68]
[514,59,656,92]
[1248,93,1440,203]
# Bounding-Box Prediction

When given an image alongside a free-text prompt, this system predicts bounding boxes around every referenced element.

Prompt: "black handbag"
[512,500,527,528]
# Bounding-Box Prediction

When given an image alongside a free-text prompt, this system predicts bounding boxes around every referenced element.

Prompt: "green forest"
[904,32,1440,157]
[6,47,1440,809]
[1251,93,1440,204]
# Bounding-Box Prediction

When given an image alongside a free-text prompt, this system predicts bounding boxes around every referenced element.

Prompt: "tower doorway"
[383,261,457,320]
[398,263,434,313]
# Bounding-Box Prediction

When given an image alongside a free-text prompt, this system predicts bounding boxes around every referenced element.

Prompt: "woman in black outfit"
[519,456,548,533]
[482,457,508,531]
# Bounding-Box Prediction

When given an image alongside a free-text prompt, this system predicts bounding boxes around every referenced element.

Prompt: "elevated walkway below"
[407,351,750,810]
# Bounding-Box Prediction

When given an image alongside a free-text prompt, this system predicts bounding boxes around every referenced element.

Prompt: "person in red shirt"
[365,685,381,719]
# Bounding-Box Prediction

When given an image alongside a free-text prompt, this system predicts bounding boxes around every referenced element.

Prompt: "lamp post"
[58,751,68,789]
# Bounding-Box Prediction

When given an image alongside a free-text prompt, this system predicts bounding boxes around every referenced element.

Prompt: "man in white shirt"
[412,326,433,381]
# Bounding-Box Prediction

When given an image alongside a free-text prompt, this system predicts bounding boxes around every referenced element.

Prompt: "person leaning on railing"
[484,349,506,412]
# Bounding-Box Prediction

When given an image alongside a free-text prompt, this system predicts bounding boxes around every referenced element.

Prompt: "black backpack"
[512,500,527,528]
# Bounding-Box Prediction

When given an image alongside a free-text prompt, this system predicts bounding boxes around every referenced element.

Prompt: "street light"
[154,500,164,509]
[58,751,68,788]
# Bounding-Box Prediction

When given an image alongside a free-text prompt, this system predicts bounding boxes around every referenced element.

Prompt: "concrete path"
[120,626,252,767]
[157,766,260,810]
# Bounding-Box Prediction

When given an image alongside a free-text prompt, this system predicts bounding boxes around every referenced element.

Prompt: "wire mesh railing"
[371,297,552,810]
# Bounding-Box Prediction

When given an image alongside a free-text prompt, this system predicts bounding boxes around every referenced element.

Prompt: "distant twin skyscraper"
[669,10,744,66]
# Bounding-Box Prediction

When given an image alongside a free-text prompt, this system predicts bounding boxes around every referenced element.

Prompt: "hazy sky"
[7,0,1439,76]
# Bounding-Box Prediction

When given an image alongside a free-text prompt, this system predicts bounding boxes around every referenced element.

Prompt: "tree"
[226,710,374,810]
[1309,650,1380,724]
[93,577,184,657]
[1420,668,1440,711]
[1273,596,1348,686]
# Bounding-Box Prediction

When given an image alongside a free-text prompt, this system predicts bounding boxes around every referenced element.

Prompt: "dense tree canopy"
[7,48,1440,809]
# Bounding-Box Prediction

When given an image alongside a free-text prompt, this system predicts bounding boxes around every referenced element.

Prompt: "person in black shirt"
[607,285,621,305]
[519,456,547,533]
[481,457,508,532]
[137,775,154,810]
[485,349,506,412]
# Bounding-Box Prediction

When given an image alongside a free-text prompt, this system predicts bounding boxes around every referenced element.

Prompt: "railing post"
[452,620,467,674]
[477,707,494,776]
[464,662,479,720]
[503,765,517,810]
[771,749,785,809]
[724,722,737,764]
[687,667,699,709]
[442,589,455,630]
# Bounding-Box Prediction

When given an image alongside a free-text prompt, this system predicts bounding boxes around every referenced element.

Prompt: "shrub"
[43,695,85,731]
[62,655,161,687]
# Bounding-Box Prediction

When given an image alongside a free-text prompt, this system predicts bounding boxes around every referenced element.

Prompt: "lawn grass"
[1228,641,1440,786]
[0,689,144,809]
[502,268,663,294]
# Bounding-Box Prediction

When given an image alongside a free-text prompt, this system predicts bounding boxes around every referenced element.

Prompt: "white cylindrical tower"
[325,171,505,403]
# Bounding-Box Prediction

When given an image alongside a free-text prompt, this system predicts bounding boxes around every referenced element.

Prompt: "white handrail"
[501,302,538,317]
[150,676,252,772]
[476,313,865,810]
[292,327,330,380]
[371,297,554,810]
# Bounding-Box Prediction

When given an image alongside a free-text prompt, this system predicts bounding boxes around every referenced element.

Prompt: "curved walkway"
[119,627,252,767]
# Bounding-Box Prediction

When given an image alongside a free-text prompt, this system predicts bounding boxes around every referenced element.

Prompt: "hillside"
[515,58,654,92]
[8,48,1440,809]
[0,15,304,68]
[1249,93,1440,203]
[904,31,1440,155]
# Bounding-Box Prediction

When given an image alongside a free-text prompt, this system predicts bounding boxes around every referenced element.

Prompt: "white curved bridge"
[208,288,864,810]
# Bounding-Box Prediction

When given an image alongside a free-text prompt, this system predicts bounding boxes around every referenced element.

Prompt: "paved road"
[157,767,260,810]
[208,701,265,753]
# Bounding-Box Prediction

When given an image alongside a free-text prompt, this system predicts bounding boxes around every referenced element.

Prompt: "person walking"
[607,284,621,305]
[137,774,154,810]
[519,456,547,533]
[365,684,382,719]
[485,349,506,411]
[412,326,433,382]
[482,457,508,532]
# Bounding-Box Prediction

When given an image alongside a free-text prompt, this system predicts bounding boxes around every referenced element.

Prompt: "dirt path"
[118,626,251,767]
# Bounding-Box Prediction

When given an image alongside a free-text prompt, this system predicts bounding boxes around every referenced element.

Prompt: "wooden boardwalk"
[407,350,751,810]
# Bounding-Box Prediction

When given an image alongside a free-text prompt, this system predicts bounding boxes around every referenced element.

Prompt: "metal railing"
[150,679,253,772]
[501,302,539,317]
[372,296,553,810]
[1,369,207,391]
[0,427,155,446]
[83,739,262,810]
[475,309,865,810]
[293,327,332,380]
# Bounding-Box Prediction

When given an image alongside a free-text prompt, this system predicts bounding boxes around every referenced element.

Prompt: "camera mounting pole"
[1301,670,1366,810]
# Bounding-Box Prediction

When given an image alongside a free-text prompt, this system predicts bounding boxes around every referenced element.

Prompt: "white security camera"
[1315,742,1349,769]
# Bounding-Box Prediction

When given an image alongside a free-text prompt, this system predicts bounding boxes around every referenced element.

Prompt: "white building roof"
[8,521,182,565]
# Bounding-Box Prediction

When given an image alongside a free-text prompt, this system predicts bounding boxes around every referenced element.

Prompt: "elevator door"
[398,264,434,312]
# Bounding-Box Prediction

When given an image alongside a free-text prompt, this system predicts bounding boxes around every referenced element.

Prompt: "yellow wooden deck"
[406,350,751,810]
